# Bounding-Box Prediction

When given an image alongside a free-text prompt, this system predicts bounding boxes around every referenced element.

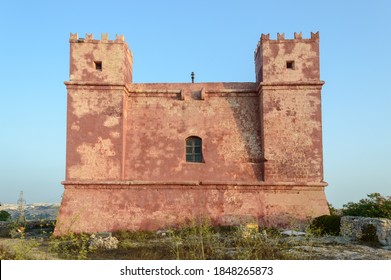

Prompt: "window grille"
[186,136,202,162]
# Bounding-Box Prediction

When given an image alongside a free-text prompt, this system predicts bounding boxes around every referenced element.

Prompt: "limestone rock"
[281,230,306,236]
[89,232,119,250]
[340,216,391,246]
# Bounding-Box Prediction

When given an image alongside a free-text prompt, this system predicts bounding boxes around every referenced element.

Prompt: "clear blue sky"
[0,0,390,207]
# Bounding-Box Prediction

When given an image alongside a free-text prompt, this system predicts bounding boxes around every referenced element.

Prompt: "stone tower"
[65,33,132,182]
[255,32,325,183]
[55,32,329,235]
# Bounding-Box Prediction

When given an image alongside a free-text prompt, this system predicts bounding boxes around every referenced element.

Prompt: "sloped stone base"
[54,181,329,235]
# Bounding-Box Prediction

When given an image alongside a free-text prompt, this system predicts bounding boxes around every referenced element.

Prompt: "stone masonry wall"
[341,216,391,246]
[256,32,324,182]
[124,83,263,182]
[261,85,324,182]
[255,32,320,83]
[65,85,125,181]
[69,33,132,84]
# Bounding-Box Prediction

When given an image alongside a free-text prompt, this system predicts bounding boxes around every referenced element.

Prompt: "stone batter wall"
[55,182,328,234]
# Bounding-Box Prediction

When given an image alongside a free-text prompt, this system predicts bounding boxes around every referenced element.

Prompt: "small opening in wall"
[95,61,102,71]
[286,61,295,69]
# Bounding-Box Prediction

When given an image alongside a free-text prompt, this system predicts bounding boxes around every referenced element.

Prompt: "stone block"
[340,216,391,246]
[89,233,119,250]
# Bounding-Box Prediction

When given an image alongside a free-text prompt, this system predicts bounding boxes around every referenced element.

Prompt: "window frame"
[185,136,203,163]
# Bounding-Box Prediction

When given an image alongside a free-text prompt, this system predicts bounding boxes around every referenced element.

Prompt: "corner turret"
[255,32,320,83]
[69,33,133,84]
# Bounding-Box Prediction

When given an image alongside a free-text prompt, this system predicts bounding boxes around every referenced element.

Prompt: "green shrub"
[310,215,341,236]
[49,233,91,259]
[114,230,155,242]
[342,193,391,219]
[360,224,378,243]
[167,219,220,260]
[0,210,11,221]
[119,239,134,249]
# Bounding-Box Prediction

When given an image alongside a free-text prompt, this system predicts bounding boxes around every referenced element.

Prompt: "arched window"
[186,136,202,162]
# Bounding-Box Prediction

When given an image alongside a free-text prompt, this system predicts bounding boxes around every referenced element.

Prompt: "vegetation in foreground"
[0,244,16,260]
[1,219,310,260]
[48,222,302,260]
[1,192,390,260]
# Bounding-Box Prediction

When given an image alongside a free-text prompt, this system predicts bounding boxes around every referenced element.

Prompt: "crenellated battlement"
[254,32,319,58]
[254,32,320,83]
[69,32,132,84]
[69,32,126,43]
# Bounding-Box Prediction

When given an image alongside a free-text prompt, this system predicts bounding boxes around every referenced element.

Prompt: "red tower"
[55,32,328,235]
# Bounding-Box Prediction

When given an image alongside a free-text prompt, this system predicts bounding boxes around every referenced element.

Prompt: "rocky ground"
[1,229,390,260]
[1,203,390,260]
[281,235,391,260]
[1,216,391,260]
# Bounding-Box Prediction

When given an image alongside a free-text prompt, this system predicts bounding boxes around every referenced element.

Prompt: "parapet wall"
[255,32,320,83]
[69,33,133,84]
[254,32,319,59]
[69,32,127,44]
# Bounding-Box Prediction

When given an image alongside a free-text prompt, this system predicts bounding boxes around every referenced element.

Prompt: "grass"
[3,218,385,260]
[86,222,302,260]
[0,220,311,260]
[0,244,16,260]
[49,232,90,260]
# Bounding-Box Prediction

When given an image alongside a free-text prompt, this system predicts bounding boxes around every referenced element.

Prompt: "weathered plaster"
[125,83,262,182]
[55,32,329,235]
[68,137,120,180]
